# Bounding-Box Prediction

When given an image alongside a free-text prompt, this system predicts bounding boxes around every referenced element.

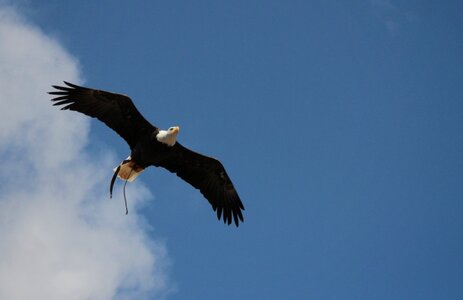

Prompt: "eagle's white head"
[156,126,180,146]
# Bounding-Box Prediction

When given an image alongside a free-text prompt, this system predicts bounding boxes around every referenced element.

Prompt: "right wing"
[49,81,157,149]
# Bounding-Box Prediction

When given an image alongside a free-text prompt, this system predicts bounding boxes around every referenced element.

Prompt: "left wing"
[159,143,245,227]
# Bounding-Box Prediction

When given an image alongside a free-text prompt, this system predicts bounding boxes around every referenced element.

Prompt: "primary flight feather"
[49,81,244,226]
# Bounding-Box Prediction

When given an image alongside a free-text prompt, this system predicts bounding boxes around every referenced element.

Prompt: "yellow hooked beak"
[172,126,180,134]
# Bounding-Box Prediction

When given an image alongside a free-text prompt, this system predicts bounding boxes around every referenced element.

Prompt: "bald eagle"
[48,82,244,226]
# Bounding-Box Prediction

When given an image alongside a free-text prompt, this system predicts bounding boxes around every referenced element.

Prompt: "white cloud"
[0,6,172,300]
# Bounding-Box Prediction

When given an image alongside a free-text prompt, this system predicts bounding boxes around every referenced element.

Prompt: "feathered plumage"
[49,81,244,226]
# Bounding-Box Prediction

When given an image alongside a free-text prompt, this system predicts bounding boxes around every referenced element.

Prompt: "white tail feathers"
[113,159,144,182]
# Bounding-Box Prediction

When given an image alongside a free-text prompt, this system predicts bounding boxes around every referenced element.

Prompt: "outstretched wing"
[49,81,156,149]
[160,143,245,226]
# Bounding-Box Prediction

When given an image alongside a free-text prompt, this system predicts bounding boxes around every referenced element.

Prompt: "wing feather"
[49,81,156,149]
[160,143,245,226]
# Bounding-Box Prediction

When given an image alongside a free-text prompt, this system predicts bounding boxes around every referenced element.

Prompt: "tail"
[109,156,144,198]
[113,160,143,182]
[109,156,145,215]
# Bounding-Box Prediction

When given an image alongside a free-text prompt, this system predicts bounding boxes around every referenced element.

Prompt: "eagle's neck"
[156,130,177,146]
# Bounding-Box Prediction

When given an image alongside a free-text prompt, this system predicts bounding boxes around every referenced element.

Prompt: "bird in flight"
[48,82,244,226]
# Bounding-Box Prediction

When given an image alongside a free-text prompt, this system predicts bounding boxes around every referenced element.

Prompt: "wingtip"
[63,81,80,88]
[216,207,223,220]
[237,209,244,222]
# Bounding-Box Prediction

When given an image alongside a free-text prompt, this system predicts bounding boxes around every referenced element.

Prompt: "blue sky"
[2,1,463,299]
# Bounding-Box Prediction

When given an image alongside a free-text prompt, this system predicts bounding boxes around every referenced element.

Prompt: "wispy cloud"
[0,5,172,300]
